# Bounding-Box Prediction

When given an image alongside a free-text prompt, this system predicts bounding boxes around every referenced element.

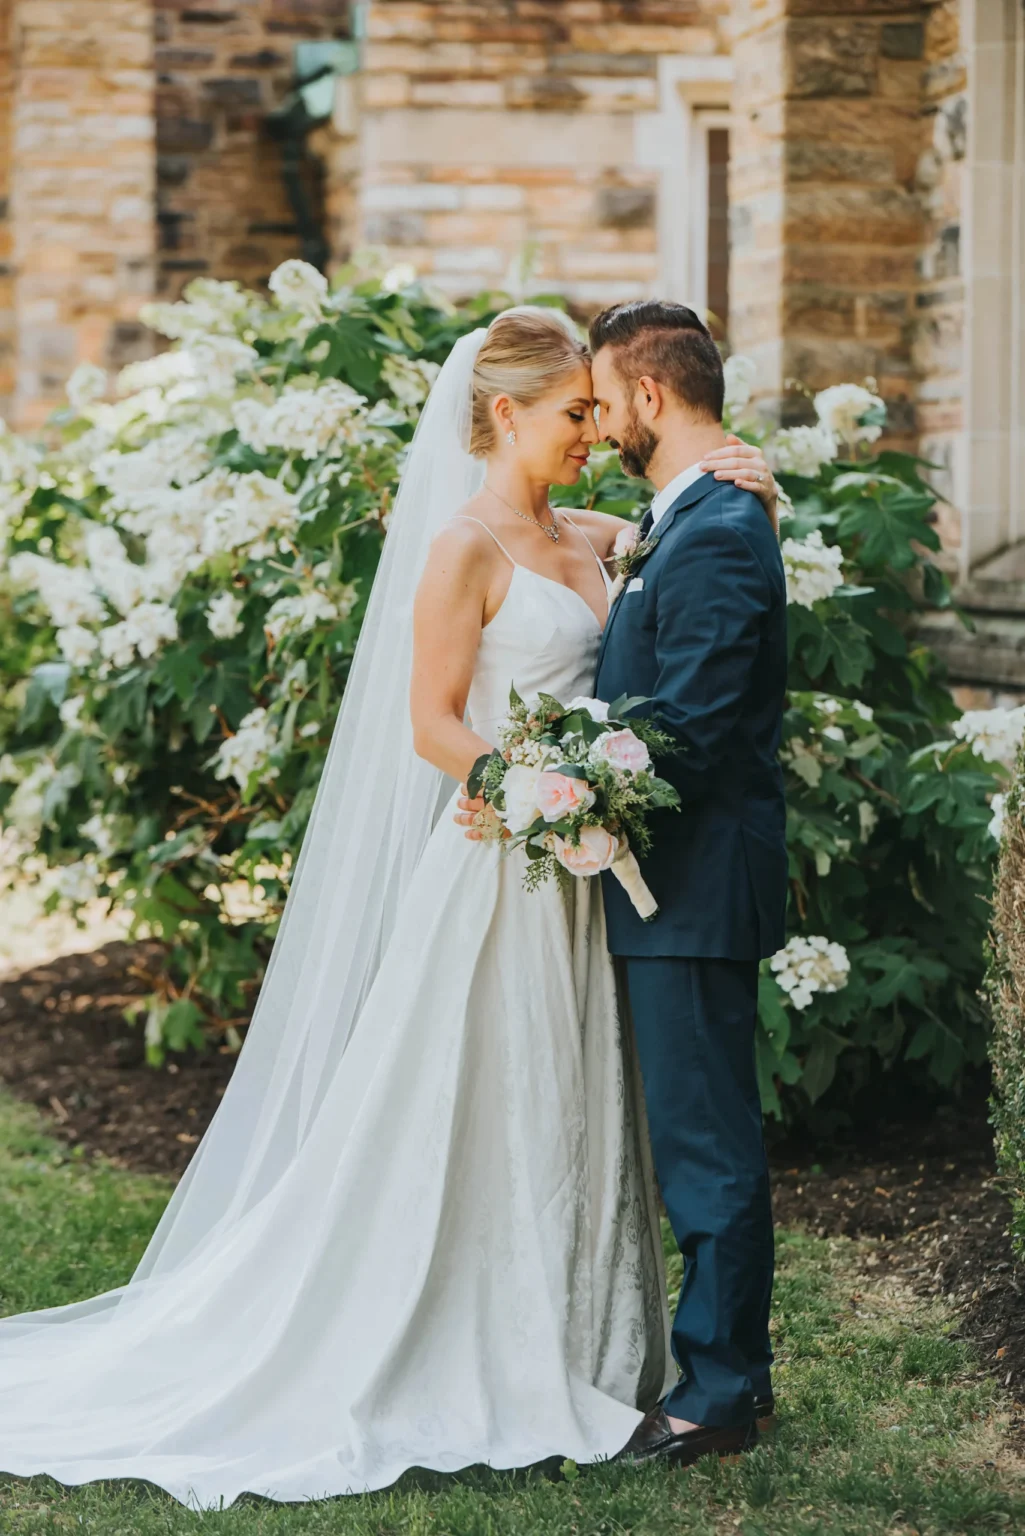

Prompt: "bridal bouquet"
[467,688,680,920]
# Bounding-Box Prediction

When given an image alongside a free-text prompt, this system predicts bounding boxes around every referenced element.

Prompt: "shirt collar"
[649,461,710,530]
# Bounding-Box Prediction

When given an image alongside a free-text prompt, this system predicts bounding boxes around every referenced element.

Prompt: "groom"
[590,301,787,1467]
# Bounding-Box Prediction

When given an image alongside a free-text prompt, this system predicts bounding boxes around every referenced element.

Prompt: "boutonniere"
[608,520,660,600]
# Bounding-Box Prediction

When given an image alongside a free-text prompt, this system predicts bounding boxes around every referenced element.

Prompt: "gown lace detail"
[0,526,673,1509]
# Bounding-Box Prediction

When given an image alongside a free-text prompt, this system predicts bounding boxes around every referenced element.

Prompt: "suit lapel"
[596,472,717,675]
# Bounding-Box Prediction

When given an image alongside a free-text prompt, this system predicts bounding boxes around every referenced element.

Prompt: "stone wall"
[357,0,729,306]
[9,0,157,429]
[912,0,965,559]
[154,0,350,299]
[729,0,931,451]
[0,2,14,420]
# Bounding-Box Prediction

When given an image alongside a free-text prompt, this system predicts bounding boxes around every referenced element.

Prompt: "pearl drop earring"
[506,429,517,446]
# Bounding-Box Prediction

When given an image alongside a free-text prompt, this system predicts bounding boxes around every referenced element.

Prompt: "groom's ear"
[636,375,666,422]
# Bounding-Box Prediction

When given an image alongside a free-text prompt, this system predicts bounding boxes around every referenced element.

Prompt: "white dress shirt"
[648,461,711,530]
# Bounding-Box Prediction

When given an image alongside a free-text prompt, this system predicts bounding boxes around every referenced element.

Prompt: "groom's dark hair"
[588,301,724,422]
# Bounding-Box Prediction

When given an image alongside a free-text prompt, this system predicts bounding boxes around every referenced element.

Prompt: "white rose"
[500,764,542,831]
[565,696,610,722]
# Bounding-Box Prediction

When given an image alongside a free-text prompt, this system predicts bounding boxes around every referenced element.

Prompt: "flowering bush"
[0,277,1005,1124]
[0,263,499,1055]
[986,742,1025,1258]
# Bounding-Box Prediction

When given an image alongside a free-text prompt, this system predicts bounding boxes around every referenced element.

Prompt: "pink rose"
[552,826,620,876]
[535,770,596,822]
[591,728,651,775]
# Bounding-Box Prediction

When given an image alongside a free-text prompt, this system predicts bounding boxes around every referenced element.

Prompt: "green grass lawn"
[0,1090,1022,1536]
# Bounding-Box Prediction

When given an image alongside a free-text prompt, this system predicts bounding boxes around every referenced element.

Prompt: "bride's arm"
[410,524,499,782]
[575,437,781,559]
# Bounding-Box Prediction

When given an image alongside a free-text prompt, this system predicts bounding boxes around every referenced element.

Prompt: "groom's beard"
[611,407,659,480]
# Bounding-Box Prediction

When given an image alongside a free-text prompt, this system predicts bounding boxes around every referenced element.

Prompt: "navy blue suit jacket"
[595,473,788,960]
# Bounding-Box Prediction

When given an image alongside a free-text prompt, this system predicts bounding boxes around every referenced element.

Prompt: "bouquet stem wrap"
[609,839,658,922]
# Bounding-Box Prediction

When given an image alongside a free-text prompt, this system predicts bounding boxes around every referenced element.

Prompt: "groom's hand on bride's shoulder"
[700,435,779,537]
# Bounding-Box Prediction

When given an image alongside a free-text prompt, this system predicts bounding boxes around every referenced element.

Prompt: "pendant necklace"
[485,484,560,544]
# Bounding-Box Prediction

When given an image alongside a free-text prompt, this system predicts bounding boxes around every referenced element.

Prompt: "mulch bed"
[0,941,235,1177]
[1,941,1023,1425]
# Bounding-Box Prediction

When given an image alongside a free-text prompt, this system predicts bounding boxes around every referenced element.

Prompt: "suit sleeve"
[649,518,771,802]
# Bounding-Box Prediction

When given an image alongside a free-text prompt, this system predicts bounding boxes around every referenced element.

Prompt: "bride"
[0,308,775,1509]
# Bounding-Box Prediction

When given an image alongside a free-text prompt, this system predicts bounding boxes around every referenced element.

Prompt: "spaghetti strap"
[561,513,614,590]
[450,515,518,568]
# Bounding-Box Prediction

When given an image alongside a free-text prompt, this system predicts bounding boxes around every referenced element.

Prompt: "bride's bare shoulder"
[425,496,503,575]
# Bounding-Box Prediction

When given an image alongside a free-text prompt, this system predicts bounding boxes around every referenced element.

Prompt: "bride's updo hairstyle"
[468,308,590,458]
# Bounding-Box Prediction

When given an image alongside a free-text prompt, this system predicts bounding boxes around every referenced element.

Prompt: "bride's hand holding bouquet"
[466,688,680,921]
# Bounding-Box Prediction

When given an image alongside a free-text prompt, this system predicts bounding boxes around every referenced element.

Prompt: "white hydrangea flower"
[264,591,340,645]
[952,706,1025,767]
[56,856,101,904]
[858,800,879,841]
[94,427,210,506]
[213,707,279,789]
[768,424,838,478]
[59,695,86,730]
[141,523,205,601]
[184,334,259,392]
[989,793,1006,843]
[0,754,19,784]
[117,350,199,397]
[4,759,70,835]
[79,812,118,859]
[85,524,145,616]
[201,472,301,556]
[381,356,440,410]
[268,259,329,317]
[206,590,245,639]
[66,362,108,413]
[299,720,322,739]
[814,383,885,448]
[233,379,366,459]
[781,529,845,608]
[0,422,42,489]
[97,620,136,670]
[126,601,178,658]
[97,602,177,668]
[9,553,106,627]
[770,934,851,1011]
[722,354,757,417]
[381,262,418,294]
[56,624,99,667]
[140,278,251,340]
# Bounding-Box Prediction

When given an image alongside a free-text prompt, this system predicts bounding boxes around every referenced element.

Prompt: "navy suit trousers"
[624,955,774,1426]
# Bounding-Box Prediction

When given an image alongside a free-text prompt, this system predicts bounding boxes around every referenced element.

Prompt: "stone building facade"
[0,0,1023,681]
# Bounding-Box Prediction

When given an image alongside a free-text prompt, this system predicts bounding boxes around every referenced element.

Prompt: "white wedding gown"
[0,522,672,1510]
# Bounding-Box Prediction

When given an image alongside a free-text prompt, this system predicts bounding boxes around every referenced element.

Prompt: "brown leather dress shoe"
[621,1407,758,1468]
[755,1396,777,1439]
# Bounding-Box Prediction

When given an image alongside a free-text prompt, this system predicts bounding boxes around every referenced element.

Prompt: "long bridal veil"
[0,306,574,1310]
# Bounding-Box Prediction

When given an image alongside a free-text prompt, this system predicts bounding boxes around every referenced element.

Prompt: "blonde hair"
[468,309,590,457]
